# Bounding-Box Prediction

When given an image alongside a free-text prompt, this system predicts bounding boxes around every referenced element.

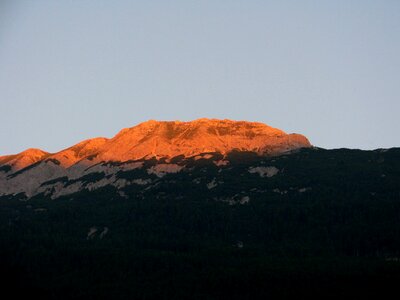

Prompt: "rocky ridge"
[0,119,311,198]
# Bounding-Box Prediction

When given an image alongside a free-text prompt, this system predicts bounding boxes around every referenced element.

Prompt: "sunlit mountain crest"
[1,119,311,171]
[0,119,312,198]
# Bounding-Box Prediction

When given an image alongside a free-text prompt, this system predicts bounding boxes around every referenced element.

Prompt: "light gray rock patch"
[248,166,279,178]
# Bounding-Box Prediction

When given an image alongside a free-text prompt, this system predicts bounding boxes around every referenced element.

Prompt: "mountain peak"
[0,119,311,198]
[21,148,48,155]
[1,119,311,170]
[98,119,311,161]
[0,148,49,171]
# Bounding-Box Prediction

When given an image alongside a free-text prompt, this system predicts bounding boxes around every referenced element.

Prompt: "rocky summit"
[1,119,400,300]
[0,119,311,198]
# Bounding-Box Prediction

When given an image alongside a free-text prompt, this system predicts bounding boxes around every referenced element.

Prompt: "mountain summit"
[1,119,311,171]
[0,119,311,198]
[97,119,311,162]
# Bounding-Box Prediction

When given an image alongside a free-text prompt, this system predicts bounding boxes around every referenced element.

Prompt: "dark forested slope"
[1,147,400,299]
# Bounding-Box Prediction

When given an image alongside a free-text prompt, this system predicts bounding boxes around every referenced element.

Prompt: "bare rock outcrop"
[0,119,311,198]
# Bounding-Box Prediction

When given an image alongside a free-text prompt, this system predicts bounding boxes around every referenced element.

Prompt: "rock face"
[98,119,310,161]
[0,119,311,198]
[0,148,49,171]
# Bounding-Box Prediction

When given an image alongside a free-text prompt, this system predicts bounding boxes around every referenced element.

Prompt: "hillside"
[1,147,400,299]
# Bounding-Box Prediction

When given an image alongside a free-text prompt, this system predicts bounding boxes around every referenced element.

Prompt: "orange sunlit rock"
[0,119,312,171]
[0,148,49,171]
[98,119,311,161]
[49,137,109,167]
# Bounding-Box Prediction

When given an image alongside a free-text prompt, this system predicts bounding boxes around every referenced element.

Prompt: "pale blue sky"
[1,0,399,154]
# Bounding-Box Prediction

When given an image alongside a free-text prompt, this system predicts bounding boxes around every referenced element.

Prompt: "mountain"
[2,119,400,299]
[1,146,400,299]
[96,119,310,161]
[0,119,311,198]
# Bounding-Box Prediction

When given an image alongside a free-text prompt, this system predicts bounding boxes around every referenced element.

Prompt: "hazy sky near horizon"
[1,0,399,154]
